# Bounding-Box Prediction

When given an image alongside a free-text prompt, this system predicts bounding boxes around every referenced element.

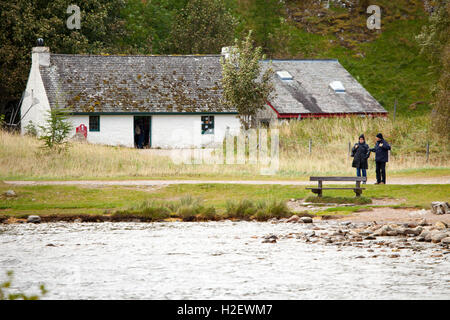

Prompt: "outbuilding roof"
[263,59,387,115]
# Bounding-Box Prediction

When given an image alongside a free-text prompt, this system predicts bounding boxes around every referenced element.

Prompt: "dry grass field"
[0,116,448,180]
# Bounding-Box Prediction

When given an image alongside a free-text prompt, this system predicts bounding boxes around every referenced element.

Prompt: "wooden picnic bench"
[306,176,366,197]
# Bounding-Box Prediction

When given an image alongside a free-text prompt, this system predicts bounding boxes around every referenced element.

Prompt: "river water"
[0,221,449,299]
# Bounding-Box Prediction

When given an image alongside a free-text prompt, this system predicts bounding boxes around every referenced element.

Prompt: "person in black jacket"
[369,133,391,184]
[351,134,370,184]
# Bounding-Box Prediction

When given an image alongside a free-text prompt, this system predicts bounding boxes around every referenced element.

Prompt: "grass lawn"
[1,182,448,218]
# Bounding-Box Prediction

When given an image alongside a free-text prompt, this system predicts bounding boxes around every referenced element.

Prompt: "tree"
[417,1,450,141]
[430,43,450,142]
[38,107,73,152]
[1,271,47,300]
[221,31,275,129]
[416,1,450,67]
[168,0,237,54]
[118,0,174,54]
[236,0,285,55]
[0,0,127,128]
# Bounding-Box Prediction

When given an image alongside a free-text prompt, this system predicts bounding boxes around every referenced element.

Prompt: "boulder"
[286,215,300,223]
[372,225,393,236]
[304,231,315,237]
[264,234,278,240]
[4,190,16,197]
[418,218,428,226]
[262,238,277,243]
[431,202,449,215]
[404,226,423,236]
[431,232,448,243]
[300,217,313,223]
[27,215,41,223]
[441,237,450,245]
[386,230,398,236]
[434,221,448,230]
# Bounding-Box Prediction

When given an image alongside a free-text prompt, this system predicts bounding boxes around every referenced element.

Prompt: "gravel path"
[4,176,450,186]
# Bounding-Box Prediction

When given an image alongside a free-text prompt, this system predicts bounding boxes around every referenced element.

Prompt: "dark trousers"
[356,168,367,177]
[375,161,386,183]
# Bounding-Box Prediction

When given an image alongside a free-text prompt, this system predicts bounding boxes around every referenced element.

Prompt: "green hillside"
[263,0,438,118]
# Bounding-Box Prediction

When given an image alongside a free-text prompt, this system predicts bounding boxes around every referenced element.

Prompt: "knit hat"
[376,133,383,139]
[359,134,365,140]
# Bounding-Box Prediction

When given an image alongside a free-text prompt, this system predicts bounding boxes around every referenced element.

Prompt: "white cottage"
[20,45,387,148]
[20,46,241,148]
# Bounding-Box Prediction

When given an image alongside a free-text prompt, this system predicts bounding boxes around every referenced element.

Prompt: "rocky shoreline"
[262,215,450,254]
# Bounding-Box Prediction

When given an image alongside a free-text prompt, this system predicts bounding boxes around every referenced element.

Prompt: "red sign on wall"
[76,124,87,138]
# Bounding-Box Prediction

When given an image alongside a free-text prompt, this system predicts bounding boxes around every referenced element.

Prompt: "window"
[201,116,214,135]
[89,116,100,131]
[276,70,293,81]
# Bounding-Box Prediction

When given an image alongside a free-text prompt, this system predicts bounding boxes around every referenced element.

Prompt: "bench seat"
[306,176,366,197]
[306,187,365,190]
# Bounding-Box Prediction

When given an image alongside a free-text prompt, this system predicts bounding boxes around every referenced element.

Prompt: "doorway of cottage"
[134,116,151,148]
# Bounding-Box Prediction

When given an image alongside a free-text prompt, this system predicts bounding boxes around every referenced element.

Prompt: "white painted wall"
[152,114,241,148]
[68,115,134,147]
[67,114,240,148]
[20,47,51,135]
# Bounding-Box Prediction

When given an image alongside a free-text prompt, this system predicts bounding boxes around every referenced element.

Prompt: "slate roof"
[40,54,232,113]
[262,60,387,115]
[39,54,386,115]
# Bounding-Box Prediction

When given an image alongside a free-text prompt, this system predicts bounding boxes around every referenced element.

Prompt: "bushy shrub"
[225,199,256,219]
[24,121,38,137]
[176,205,200,221]
[199,206,217,220]
[254,199,291,221]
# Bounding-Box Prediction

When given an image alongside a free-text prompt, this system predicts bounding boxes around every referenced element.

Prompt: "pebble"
[4,190,17,197]
[286,215,300,223]
[431,232,448,243]
[27,215,41,223]
[300,217,313,223]
[434,221,448,230]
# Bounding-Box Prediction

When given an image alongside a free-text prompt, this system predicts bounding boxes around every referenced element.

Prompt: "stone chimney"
[32,46,50,67]
[221,46,238,61]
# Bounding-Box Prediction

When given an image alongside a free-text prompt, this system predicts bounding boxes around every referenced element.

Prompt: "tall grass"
[0,115,448,180]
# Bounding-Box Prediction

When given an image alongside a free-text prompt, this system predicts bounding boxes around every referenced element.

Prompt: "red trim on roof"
[266,101,388,119]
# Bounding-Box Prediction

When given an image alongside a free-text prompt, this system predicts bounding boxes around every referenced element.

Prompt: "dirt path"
[339,207,450,224]
[4,176,450,186]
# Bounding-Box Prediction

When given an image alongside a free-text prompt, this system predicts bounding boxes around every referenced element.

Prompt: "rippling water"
[0,221,449,299]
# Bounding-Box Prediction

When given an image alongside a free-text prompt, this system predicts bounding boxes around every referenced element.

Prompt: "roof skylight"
[329,81,346,93]
[277,71,293,81]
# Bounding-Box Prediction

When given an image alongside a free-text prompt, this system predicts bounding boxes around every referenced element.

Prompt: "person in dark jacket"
[369,133,391,184]
[351,134,370,183]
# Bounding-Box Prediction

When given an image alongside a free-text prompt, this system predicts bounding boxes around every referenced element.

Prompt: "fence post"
[309,138,312,154]
[426,142,429,163]
[393,99,397,122]
[348,142,351,157]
